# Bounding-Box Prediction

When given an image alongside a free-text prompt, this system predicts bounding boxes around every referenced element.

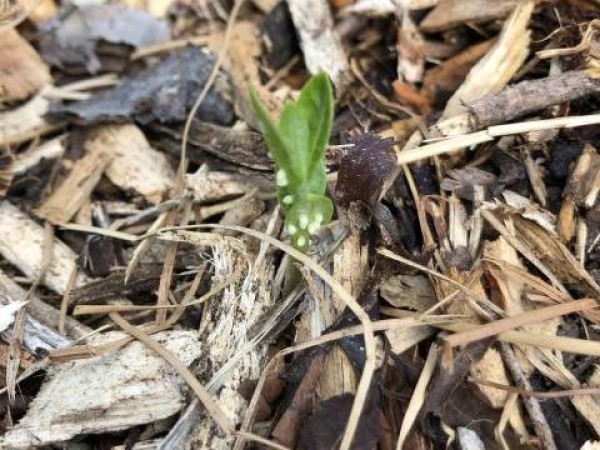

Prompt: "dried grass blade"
[396,343,438,449]
[444,299,596,350]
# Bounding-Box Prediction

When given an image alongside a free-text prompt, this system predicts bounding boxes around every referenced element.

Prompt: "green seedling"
[250,73,334,252]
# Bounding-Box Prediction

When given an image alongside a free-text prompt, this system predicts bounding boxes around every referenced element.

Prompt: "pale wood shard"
[421,39,495,104]
[27,0,58,23]
[470,348,510,408]
[0,201,89,294]
[0,89,58,147]
[0,268,91,341]
[287,0,349,90]
[441,1,533,119]
[191,244,275,447]
[558,144,600,243]
[87,124,175,204]
[13,136,66,175]
[35,147,113,225]
[318,231,367,400]
[385,324,435,355]
[396,1,425,84]
[1,331,202,448]
[0,28,52,102]
[343,0,438,16]
[420,0,519,33]
[251,0,278,13]
[0,275,72,353]
[123,0,175,17]
[186,167,272,203]
[161,239,275,448]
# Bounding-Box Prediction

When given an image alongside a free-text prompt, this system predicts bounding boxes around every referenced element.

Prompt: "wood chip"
[89,124,175,204]
[420,0,519,33]
[35,146,113,225]
[1,331,203,448]
[0,28,52,102]
[287,0,349,89]
[0,201,89,294]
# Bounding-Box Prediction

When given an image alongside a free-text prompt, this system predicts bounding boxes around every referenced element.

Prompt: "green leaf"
[250,73,335,252]
[249,87,297,185]
[277,73,334,182]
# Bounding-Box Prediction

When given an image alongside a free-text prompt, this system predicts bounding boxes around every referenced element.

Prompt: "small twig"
[500,343,557,450]
[396,343,439,449]
[444,299,596,351]
[472,377,600,400]
[59,265,78,334]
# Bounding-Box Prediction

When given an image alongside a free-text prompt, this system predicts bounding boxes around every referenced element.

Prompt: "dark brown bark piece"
[467,71,600,129]
[68,265,164,305]
[154,120,272,171]
[39,4,170,74]
[296,389,380,450]
[260,1,300,70]
[50,47,234,126]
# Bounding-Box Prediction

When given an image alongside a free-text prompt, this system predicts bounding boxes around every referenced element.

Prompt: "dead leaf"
[297,390,380,450]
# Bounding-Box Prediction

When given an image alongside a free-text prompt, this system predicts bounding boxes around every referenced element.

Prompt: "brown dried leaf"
[335,134,397,210]
[297,390,380,450]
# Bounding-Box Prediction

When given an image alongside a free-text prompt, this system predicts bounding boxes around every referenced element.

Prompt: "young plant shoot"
[250,73,334,252]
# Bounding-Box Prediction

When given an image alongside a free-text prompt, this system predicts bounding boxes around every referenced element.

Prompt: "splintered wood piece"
[342,0,438,16]
[35,147,113,225]
[0,28,52,102]
[13,136,66,175]
[0,90,59,146]
[0,268,91,341]
[1,331,203,448]
[470,348,510,408]
[0,268,73,353]
[287,0,349,89]
[186,167,273,202]
[88,124,175,204]
[421,39,495,104]
[164,240,276,448]
[27,0,58,23]
[572,366,600,437]
[396,3,425,84]
[559,144,600,211]
[317,231,367,400]
[0,201,89,294]
[523,150,547,207]
[509,214,600,300]
[442,1,533,119]
[444,299,596,350]
[420,0,518,33]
